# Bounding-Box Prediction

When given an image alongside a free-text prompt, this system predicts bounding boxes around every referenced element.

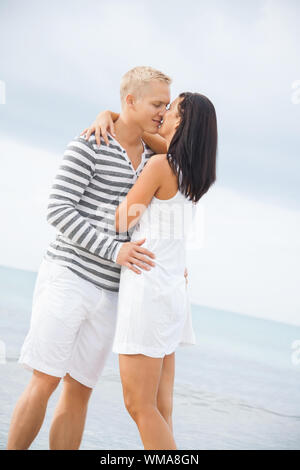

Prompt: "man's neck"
[113,114,143,148]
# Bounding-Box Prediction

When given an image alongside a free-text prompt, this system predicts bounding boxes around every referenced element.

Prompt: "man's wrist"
[111,242,122,263]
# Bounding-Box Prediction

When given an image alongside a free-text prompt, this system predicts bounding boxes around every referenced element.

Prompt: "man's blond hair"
[120,66,172,107]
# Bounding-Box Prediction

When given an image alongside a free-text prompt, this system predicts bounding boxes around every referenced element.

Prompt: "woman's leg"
[157,352,175,434]
[119,353,177,450]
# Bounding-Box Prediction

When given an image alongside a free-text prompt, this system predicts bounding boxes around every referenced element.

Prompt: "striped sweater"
[44,133,155,292]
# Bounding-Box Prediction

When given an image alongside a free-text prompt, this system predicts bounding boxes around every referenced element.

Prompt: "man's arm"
[46,136,122,262]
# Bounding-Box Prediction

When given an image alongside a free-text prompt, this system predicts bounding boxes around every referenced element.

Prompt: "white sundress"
[112,188,197,358]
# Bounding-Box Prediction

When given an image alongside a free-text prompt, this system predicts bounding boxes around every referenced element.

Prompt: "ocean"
[0,264,299,450]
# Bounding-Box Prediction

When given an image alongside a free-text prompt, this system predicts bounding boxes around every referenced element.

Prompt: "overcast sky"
[0,0,299,325]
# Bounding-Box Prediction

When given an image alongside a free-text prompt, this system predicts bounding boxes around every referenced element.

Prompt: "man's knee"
[62,374,92,404]
[31,370,61,397]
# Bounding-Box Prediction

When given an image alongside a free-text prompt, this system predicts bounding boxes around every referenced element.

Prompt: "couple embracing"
[7,66,217,450]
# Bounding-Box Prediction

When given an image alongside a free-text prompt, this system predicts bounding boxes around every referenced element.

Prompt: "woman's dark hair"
[167,92,218,203]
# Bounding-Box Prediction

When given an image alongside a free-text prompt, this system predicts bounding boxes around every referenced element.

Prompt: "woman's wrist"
[110,111,119,122]
[96,110,119,122]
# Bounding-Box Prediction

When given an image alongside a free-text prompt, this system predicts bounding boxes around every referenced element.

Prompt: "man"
[7,66,172,450]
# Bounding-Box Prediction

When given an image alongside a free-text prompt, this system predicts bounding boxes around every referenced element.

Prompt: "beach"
[1,264,300,450]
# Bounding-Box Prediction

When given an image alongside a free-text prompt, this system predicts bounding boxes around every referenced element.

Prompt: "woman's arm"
[116,155,164,233]
[80,110,119,146]
[141,132,168,154]
[81,111,168,153]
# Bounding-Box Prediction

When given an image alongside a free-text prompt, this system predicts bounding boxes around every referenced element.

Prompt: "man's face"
[129,80,171,134]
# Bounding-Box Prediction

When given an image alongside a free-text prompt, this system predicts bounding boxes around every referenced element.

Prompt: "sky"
[0,0,299,326]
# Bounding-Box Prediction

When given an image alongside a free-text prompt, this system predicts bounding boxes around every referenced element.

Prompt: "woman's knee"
[123,392,137,417]
[157,400,173,423]
[124,394,156,421]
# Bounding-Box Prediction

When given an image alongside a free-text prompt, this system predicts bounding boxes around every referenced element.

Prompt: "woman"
[81,92,217,449]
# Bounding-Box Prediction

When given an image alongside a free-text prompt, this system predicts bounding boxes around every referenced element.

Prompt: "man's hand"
[116,238,156,274]
[184,267,188,285]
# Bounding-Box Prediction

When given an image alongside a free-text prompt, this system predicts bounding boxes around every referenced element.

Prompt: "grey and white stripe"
[45,133,154,292]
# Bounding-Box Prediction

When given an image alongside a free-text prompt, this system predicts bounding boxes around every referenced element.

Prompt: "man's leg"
[7,370,61,450]
[48,287,119,450]
[10,259,101,450]
[49,373,92,450]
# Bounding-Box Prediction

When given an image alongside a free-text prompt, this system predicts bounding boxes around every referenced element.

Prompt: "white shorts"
[19,258,118,388]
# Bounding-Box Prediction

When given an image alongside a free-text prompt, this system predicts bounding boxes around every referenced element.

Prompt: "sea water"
[0,264,299,450]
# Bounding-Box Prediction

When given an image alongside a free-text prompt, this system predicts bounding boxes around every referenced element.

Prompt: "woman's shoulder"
[147,153,171,171]
[144,153,178,193]
[146,153,175,178]
[148,153,168,163]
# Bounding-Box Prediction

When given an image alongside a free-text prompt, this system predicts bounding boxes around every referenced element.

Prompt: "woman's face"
[158,96,182,139]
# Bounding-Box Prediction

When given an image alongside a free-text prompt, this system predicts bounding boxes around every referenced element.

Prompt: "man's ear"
[125,94,135,108]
